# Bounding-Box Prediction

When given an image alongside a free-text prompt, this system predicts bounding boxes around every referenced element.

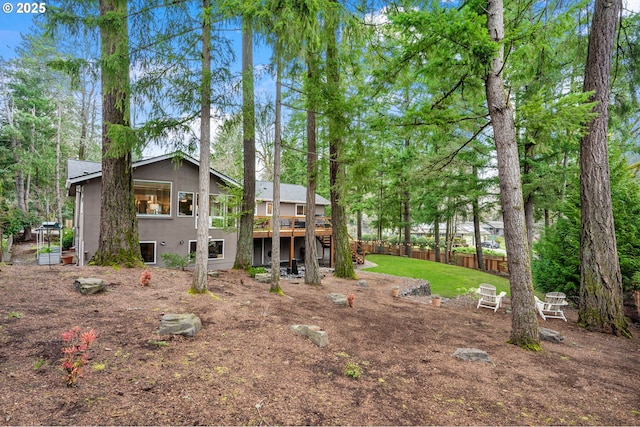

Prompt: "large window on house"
[195,194,236,228]
[295,204,306,217]
[178,192,194,217]
[135,180,171,216]
[189,239,224,259]
[140,241,156,264]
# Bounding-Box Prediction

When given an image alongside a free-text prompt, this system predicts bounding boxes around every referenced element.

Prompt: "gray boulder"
[356,280,368,287]
[254,273,271,283]
[290,324,329,347]
[158,313,202,337]
[73,278,105,295]
[327,293,347,306]
[540,327,564,343]
[452,348,493,363]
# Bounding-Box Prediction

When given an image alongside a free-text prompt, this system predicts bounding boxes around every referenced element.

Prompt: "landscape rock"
[290,324,329,347]
[254,273,271,283]
[207,270,219,277]
[356,280,368,287]
[452,348,492,363]
[539,327,564,343]
[158,313,202,337]
[327,293,348,306]
[400,278,431,297]
[73,277,105,295]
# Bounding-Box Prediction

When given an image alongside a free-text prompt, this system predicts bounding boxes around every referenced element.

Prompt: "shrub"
[161,252,194,270]
[61,327,96,387]
[62,228,74,250]
[139,270,152,286]
[248,266,267,278]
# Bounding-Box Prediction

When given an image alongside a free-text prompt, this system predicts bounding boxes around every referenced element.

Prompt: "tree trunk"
[192,0,212,293]
[234,13,256,271]
[56,97,63,225]
[485,0,540,349]
[473,192,485,270]
[578,0,629,336]
[326,10,355,279]
[270,55,283,293]
[91,0,142,267]
[304,60,321,285]
[434,214,441,262]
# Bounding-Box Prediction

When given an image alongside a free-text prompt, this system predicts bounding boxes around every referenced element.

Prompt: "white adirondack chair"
[535,292,568,321]
[476,284,507,312]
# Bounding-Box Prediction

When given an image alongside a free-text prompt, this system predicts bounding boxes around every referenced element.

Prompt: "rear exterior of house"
[252,181,332,268]
[66,153,332,269]
[67,153,240,269]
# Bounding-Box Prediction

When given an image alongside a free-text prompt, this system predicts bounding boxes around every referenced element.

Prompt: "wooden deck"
[252,216,332,238]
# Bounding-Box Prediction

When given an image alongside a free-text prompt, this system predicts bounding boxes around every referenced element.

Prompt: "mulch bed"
[0,243,639,425]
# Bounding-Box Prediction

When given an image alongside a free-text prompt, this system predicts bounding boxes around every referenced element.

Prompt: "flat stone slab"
[158,313,202,337]
[290,324,329,347]
[73,278,105,295]
[452,348,492,363]
[540,327,564,343]
[327,293,347,306]
[254,273,271,283]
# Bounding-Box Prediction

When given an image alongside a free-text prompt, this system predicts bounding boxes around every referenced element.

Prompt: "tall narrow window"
[178,192,194,217]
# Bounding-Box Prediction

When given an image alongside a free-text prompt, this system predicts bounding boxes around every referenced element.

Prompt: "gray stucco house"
[66,152,331,269]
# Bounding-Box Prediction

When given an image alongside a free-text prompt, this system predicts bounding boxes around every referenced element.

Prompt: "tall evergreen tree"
[91,0,143,267]
[234,6,256,271]
[578,0,630,336]
[325,1,355,279]
[484,0,539,348]
[192,0,213,293]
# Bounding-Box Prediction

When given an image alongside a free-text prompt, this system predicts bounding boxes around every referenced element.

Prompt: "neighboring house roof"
[66,152,241,196]
[256,180,330,206]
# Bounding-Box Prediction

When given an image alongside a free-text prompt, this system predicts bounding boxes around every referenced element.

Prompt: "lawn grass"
[363,254,510,298]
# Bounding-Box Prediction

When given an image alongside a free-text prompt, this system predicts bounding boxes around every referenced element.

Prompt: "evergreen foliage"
[533,149,640,297]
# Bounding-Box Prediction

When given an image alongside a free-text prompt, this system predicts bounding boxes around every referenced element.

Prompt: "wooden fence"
[358,242,508,275]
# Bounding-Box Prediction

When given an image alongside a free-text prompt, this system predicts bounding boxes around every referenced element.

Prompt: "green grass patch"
[363,254,510,298]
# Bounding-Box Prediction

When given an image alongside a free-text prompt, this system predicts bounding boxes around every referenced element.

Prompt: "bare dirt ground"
[1,242,639,426]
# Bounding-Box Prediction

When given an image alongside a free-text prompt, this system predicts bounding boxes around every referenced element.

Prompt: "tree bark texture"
[485,0,539,348]
[192,0,212,293]
[304,60,321,285]
[326,11,355,279]
[234,14,256,271]
[92,0,142,267]
[578,0,629,336]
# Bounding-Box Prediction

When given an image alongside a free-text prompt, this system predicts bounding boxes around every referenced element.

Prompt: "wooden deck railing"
[252,215,332,237]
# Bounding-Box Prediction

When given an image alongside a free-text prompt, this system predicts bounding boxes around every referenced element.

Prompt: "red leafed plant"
[61,327,96,387]
[139,270,152,286]
[347,293,355,308]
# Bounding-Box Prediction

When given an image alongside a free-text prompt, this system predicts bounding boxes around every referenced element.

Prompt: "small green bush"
[62,228,74,250]
[161,253,194,270]
[247,266,267,278]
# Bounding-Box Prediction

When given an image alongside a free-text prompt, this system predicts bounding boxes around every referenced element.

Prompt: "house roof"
[66,152,241,196]
[256,181,330,206]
